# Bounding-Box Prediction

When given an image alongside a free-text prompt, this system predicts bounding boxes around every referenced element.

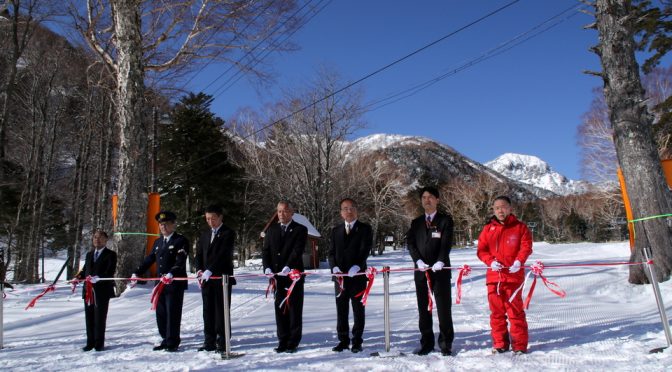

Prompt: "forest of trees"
[1,0,671,286]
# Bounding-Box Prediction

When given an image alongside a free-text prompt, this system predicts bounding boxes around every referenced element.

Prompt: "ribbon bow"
[278,269,302,312]
[25,284,56,310]
[150,277,171,310]
[510,260,566,309]
[455,264,471,304]
[354,267,377,306]
[84,276,96,306]
[425,271,436,313]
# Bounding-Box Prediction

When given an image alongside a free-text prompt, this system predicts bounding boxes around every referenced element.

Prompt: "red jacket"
[477,214,533,284]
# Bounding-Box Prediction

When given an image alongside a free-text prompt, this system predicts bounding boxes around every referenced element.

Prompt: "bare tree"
[68,0,305,290]
[592,0,672,282]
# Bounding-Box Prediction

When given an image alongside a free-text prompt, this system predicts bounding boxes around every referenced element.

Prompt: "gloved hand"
[264,268,272,275]
[490,260,503,272]
[279,266,291,276]
[348,265,360,277]
[89,275,99,283]
[416,259,430,271]
[162,272,173,284]
[432,261,445,272]
[332,266,342,274]
[201,269,212,281]
[509,260,522,273]
[129,273,138,288]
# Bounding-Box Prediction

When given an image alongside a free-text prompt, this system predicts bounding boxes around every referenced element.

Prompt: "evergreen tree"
[158,92,244,263]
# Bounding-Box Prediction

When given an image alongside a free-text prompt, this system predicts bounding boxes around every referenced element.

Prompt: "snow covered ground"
[1,242,671,371]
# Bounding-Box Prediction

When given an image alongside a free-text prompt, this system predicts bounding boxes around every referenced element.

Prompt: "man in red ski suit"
[477,196,533,354]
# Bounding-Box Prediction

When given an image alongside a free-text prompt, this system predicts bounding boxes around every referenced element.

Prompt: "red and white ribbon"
[149,276,172,310]
[335,276,344,298]
[510,261,566,309]
[24,284,56,310]
[266,276,277,299]
[455,264,471,304]
[354,267,377,306]
[425,271,435,313]
[84,276,96,306]
[278,269,302,312]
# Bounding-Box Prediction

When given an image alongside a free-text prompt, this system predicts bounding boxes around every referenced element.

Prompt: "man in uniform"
[131,211,189,352]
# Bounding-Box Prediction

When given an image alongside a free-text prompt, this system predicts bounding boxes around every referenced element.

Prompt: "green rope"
[113,232,161,236]
[628,213,672,223]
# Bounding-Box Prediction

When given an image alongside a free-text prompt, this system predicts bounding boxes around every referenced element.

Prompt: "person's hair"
[339,198,357,208]
[204,204,223,215]
[419,186,440,199]
[92,229,108,239]
[494,195,512,205]
[277,200,294,211]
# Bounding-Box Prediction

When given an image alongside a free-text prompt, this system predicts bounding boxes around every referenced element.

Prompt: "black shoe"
[413,346,433,355]
[512,349,527,355]
[492,347,509,354]
[165,347,179,352]
[274,346,288,353]
[82,346,94,352]
[94,347,104,352]
[441,349,452,356]
[153,344,166,351]
[216,345,226,353]
[198,345,216,352]
[285,347,298,353]
[332,342,349,352]
[351,344,362,353]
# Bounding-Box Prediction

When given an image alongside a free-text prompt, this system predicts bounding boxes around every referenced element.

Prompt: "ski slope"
[1,242,671,371]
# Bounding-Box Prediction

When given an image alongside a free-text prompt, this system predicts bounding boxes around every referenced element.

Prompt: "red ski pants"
[487,282,528,351]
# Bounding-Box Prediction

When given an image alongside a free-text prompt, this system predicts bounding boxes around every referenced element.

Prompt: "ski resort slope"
[2,242,671,371]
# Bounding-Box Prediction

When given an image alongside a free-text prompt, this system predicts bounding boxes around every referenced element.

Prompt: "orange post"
[146,192,161,277]
[112,194,118,228]
[617,168,635,250]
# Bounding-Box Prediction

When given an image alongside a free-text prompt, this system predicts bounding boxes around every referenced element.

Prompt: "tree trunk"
[111,0,149,294]
[595,0,672,283]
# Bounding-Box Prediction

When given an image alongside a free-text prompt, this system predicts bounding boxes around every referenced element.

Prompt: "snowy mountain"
[345,134,557,200]
[485,153,589,196]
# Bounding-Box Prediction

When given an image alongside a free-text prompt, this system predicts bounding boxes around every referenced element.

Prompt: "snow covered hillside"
[2,242,671,371]
[486,153,590,196]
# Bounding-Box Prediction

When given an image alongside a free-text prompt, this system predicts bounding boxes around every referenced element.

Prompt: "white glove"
[264,268,272,275]
[490,260,503,272]
[201,270,212,281]
[129,273,138,288]
[279,266,291,276]
[332,266,342,274]
[416,259,430,271]
[348,265,360,277]
[509,260,522,273]
[165,272,173,280]
[89,275,99,283]
[432,261,445,272]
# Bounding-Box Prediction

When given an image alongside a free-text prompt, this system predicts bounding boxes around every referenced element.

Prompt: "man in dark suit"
[76,229,117,352]
[262,200,308,353]
[328,198,372,353]
[130,211,189,352]
[407,186,454,356]
[194,204,236,352]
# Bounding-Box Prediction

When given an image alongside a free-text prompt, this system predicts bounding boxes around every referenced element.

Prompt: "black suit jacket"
[77,247,117,299]
[407,212,453,271]
[262,220,307,273]
[328,220,372,272]
[195,224,236,280]
[134,233,190,290]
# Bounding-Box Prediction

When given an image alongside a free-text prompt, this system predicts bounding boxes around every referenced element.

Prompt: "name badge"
[431,232,441,239]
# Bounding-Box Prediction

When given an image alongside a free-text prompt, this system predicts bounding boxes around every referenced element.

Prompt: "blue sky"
[187,0,605,180]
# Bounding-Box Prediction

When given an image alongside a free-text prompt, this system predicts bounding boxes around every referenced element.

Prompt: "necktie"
[281,225,287,236]
[164,237,169,245]
[426,215,432,228]
[210,229,216,243]
[345,223,351,235]
[94,250,100,262]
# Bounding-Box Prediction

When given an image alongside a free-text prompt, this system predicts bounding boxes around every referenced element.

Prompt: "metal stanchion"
[384,266,390,352]
[1,281,4,349]
[642,247,672,353]
[221,275,242,359]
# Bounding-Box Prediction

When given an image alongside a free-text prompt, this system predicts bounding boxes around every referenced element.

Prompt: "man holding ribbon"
[131,211,190,352]
[76,229,117,352]
[328,198,372,353]
[262,200,308,353]
[477,195,533,355]
[407,186,454,356]
[195,204,236,353]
